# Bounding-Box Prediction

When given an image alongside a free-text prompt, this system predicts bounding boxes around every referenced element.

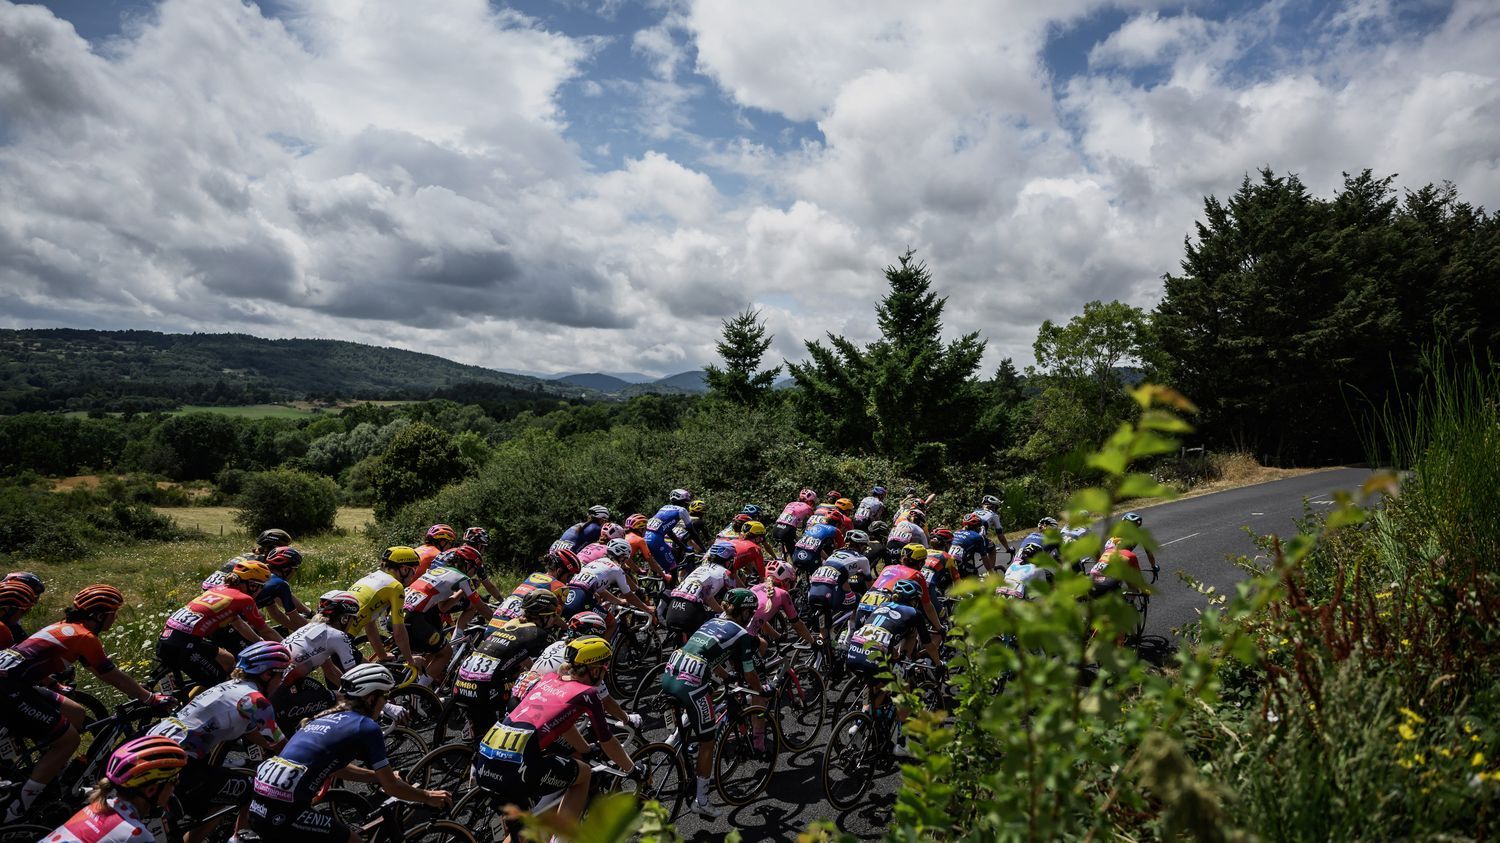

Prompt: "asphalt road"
[670,468,1373,841]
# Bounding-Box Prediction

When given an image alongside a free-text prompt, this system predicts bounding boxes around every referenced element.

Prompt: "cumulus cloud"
[1,0,1498,375]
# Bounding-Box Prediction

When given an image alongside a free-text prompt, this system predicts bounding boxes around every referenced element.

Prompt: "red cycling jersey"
[506,674,611,750]
[162,586,268,639]
[870,563,931,604]
[729,539,767,580]
[413,543,444,578]
[0,621,114,684]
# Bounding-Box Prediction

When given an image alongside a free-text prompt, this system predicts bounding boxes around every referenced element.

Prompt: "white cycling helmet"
[340,663,396,699]
[606,538,632,560]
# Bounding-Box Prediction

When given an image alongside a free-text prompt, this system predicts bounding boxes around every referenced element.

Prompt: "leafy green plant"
[233,468,339,535]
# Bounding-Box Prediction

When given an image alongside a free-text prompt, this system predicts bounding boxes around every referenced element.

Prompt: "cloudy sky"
[2,0,1496,376]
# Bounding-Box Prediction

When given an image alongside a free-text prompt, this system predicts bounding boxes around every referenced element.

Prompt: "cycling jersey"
[748,583,798,636]
[951,528,994,569]
[458,621,548,688]
[853,496,887,528]
[402,566,478,614]
[665,617,758,686]
[0,621,114,685]
[729,538,767,580]
[202,568,297,615]
[921,550,962,591]
[46,796,155,843]
[792,522,840,570]
[670,562,731,604]
[1089,542,1140,578]
[847,602,926,673]
[509,639,614,706]
[888,520,927,548]
[568,560,631,596]
[826,548,873,582]
[496,674,611,752]
[575,542,610,566]
[870,563,929,598]
[414,543,443,578]
[283,622,359,677]
[775,501,813,530]
[558,521,602,554]
[972,508,1005,542]
[810,506,849,539]
[148,678,283,759]
[349,571,405,630]
[622,532,651,567]
[997,560,1054,599]
[645,504,691,539]
[162,586,268,639]
[252,710,387,807]
[490,573,569,625]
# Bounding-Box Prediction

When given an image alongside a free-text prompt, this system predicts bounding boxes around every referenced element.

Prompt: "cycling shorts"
[769,523,797,554]
[248,799,348,843]
[661,675,721,743]
[561,585,595,619]
[473,728,580,805]
[405,610,447,656]
[661,597,708,635]
[643,533,678,573]
[807,584,855,610]
[0,683,67,741]
[270,678,334,737]
[176,758,254,815]
[790,547,822,572]
[156,631,228,689]
[1088,575,1124,598]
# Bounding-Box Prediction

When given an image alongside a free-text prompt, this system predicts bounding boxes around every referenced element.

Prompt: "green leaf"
[1137,409,1194,433]
[1087,449,1128,477]
[567,793,640,843]
[1068,487,1112,517]
[1117,472,1174,500]
[1126,430,1180,461]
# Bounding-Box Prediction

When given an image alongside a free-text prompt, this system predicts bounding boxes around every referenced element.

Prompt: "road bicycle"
[761,641,826,752]
[240,792,476,843]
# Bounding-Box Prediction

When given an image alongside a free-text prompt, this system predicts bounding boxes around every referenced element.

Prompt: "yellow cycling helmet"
[899,543,928,563]
[834,498,854,515]
[231,560,272,584]
[566,635,613,667]
[381,546,421,568]
[741,520,767,537]
[688,499,707,516]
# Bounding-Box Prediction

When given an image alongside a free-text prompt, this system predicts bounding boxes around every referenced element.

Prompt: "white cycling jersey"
[147,678,282,760]
[670,562,730,603]
[45,797,155,843]
[999,560,1054,599]
[973,508,1005,540]
[826,549,873,580]
[283,622,359,676]
[889,521,928,547]
[403,565,476,613]
[854,496,887,524]
[570,560,630,595]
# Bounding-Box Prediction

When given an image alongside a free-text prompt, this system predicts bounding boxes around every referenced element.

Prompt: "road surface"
[670,467,1372,841]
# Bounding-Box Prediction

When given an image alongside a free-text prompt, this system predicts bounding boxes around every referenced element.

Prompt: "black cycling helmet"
[867,520,890,537]
[522,589,561,618]
[256,529,292,551]
[1018,543,1044,561]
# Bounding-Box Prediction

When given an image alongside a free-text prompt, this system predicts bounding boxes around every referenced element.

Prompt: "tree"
[147,412,241,480]
[370,422,475,519]
[704,308,781,406]
[234,468,340,535]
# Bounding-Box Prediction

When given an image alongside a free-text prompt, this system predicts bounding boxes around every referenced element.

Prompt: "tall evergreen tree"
[704,308,781,406]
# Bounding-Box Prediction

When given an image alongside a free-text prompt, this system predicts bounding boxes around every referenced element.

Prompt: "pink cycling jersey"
[775,501,813,529]
[576,542,611,566]
[506,674,612,750]
[747,582,798,635]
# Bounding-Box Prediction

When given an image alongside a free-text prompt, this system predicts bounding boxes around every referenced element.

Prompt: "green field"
[59,401,414,419]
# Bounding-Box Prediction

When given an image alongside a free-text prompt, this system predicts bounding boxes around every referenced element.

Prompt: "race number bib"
[480,724,532,763]
[805,514,828,528]
[667,650,708,685]
[253,756,308,801]
[795,534,824,551]
[458,652,502,682]
[165,608,205,634]
[852,624,893,652]
[810,565,842,585]
[646,517,666,532]
[859,591,890,610]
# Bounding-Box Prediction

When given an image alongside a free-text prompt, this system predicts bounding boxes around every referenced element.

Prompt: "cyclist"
[668,500,713,559]
[1,585,172,823]
[853,486,888,531]
[716,513,752,541]
[508,611,641,733]
[274,591,363,735]
[576,535,613,567]
[971,494,1015,559]
[435,540,506,603]
[226,528,292,570]
[414,524,458,577]
[0,578,40,650]
[790,512,840,575]
[922,529,963,593]
[159,560,281,689]
[770,489,818,561]
[44,736,188,843]
[749,562,817,647]
[560,546,654,632]
[247,664,449,842]
[642,489,701,576]
[859,545,943,664]
[726,520,770,580]
[207,547,309,648]
[887,509,928,554]
[2,571,44,644]
[453,590,562,740]
[864,521,893,570]
[146,641,290,843]
[1087,513,1157,596]
[1016,516,1060,559]
[488,549,578,627]
[402,561,482,688]
[951,513,998,576]
[808,530,873,640]
[347,546,421,672]
[473,637,635,831]
[662,543,737,636]
[846,579,931,752]
[555,505,612,554]
[807,498,852,546]
[1116,512,1158,570]
[660,588,764,820]
[996,543,1056,600]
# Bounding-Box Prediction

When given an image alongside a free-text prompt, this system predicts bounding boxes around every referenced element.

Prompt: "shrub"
[234,468,339,535]
[370,422,473,520]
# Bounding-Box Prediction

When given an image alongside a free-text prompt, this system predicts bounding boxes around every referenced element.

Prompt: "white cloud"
[1088,12,1212,68]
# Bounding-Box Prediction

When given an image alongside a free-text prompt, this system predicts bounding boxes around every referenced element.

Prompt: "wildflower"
[1399,707,1427,725]
[1476,752,1488,768]
[1400,638,1411,647]
[1398,724,1418,741]
[1374,591,1392,600]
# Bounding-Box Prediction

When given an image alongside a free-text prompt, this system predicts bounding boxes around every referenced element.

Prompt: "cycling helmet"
[834,498,854,515]
[105,736,188,789]
[4,571,44,596]
[587,505,611,520]
[236,641,292,676]
[1038,517,1059,530]
[441,545,484,573]
[1122,512,1144,526]
[317,590,360,617]
[603,523,625,540]
[382,546,421,568]
[845,529,870,547]
[550,547,581,575]
[930,528,954,546]
[867,521,890,537]
[522,588,561,618]
[825,490,842,502]
[740,504,763,518]
[463,527,490,548]
[961,513,983,530]
[0,580,38,612]
[899,543,928,563]
[798,489,817,505]
[908,509,926,526]
[891,579,921,604]
[723,588,758,612]
[708,542,736,561]
[606,538,632,560]
[231,560,272,585]
[569,611,607,636]
[730,513,752,528]
[669,488,692,504]
[871,486,887,497]
[72,584,124,614]
[340,663,396,698]
[741,520,767,537]
[766,561,797,588]
[688,499,707,516]
[1018,543,1044,560]
[625,514,648,532]
[567,635,612,667]
[981,495,1001,507]
[256,529,292,550]
[264,546,303,571]
[425,524,458,545]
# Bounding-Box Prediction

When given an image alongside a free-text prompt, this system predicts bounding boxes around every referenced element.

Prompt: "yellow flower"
[1476,752,1488,768]
[1399,707,1426,725]
[1400,638,1412,647]
[1375,591,1393,599]
[1438,748,1452,759]
[1399,724,1418,741]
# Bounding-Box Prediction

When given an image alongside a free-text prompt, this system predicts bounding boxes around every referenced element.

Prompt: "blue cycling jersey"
[803,523,839,548]
[257,575,296,612]
[558,522,602,553]
[847,602,924,668]
[950,529,993,562]
[645,504,691,538]
[252,710,387,805]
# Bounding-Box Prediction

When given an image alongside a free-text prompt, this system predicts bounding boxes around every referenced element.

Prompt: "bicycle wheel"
[627,741,686,821]
[62,687,109,724]
[343,726,428,803]
[606,621,655,701]
[713,704,778,806]
[448,789,513,841]
[387,685,444,733]
[773,666,826,752]
[627,662,676,742]
[821,710,877,810]
[430,694,470,746]
[410,743,475,792]
[406,819,480,843]
[318,788,372,829]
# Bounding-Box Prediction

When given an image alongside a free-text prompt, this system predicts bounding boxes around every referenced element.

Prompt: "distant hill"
[0,328,576,413]
[554,373,632,392]
[656,370,708,393]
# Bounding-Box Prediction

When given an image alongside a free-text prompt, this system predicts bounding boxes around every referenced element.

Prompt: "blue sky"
[3,0,1494,375]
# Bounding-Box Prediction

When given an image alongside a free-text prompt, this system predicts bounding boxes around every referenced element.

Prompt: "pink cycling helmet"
[766,561,797,588]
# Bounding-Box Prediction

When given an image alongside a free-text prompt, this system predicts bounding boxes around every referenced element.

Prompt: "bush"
[370,422,473,520]
[234,468,339,536]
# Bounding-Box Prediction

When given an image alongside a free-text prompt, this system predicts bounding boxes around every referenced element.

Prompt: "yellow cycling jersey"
[349,570,406,629]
